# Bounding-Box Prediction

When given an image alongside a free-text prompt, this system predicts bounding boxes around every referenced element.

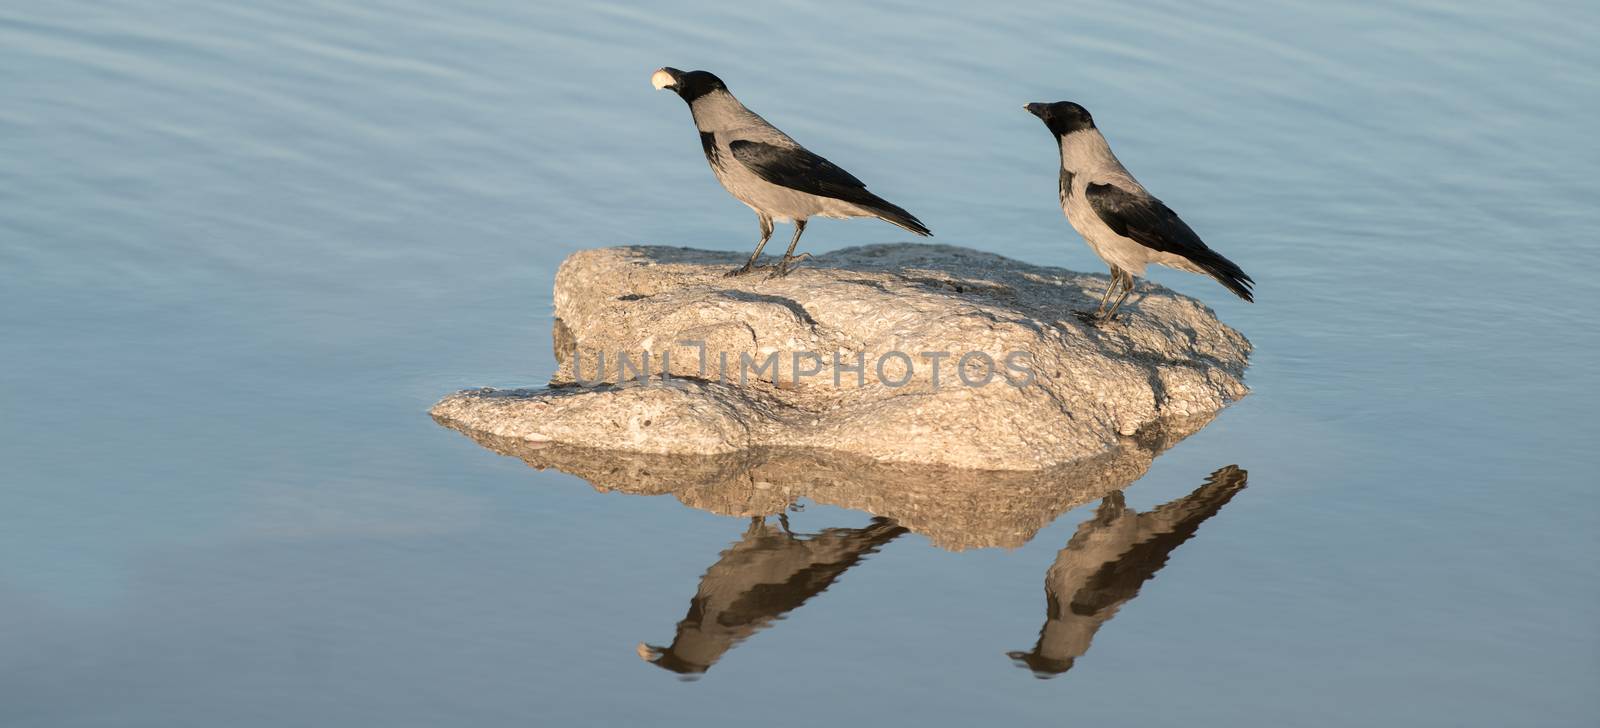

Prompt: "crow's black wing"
[728,140,870,202]
[1086,183,1208,257]
[1086,182,1253,301]
[728,140,932,235]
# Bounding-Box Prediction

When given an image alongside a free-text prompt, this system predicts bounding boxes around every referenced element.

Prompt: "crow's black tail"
[859,193,932,237]
[1191,249,1254,302]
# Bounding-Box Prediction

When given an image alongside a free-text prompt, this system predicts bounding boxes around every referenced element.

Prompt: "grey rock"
[431,244,1250,471]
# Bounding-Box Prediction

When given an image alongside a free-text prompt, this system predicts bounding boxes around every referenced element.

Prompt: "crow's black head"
[1025,101,1096,136]
[651,67,728,103]
[1007,649,1076,678]
[637,642,709,678]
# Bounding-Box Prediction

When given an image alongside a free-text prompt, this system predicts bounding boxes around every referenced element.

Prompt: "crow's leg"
[1101,270,1136,320]
[1095,268,1124,317]
[1078,267,1124,323]
[726,213,775,277]
[770,219,811,278]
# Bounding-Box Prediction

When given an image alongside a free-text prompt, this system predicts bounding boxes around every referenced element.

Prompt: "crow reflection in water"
[1010,465,1247,678]
[639,515,907,676]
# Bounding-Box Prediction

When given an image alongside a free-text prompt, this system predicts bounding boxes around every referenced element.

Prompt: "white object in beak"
[650,69,675,90]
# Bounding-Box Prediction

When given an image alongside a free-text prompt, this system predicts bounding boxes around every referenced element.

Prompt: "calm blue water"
[3,1,1598,725]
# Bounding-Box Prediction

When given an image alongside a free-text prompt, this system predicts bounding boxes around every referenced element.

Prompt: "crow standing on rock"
[652,67,931,277]
[1026,101,1253,322]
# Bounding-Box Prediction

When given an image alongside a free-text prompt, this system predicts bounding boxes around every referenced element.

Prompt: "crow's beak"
[651,67,681,91]
[637,642,663,662]
[1024,102,1047,117]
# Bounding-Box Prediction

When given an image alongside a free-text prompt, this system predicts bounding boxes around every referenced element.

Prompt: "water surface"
[3,1,1597,725]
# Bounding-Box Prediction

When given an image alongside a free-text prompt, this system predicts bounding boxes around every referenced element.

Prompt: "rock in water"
[431,244,1251,471]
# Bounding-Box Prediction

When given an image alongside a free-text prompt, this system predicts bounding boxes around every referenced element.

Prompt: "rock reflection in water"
[433,413,1245,678]
[1008,465,1248,678]
[637,515,907,677]
[433,411,1218,550]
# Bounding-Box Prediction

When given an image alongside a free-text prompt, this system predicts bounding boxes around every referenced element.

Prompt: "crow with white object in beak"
[653,67,931,277]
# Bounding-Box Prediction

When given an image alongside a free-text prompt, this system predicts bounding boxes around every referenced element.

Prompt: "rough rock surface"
[431,244,1251,471]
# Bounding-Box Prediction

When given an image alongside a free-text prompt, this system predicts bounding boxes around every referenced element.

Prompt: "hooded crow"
[1025,101,1253,321]
[653,67,931,277]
